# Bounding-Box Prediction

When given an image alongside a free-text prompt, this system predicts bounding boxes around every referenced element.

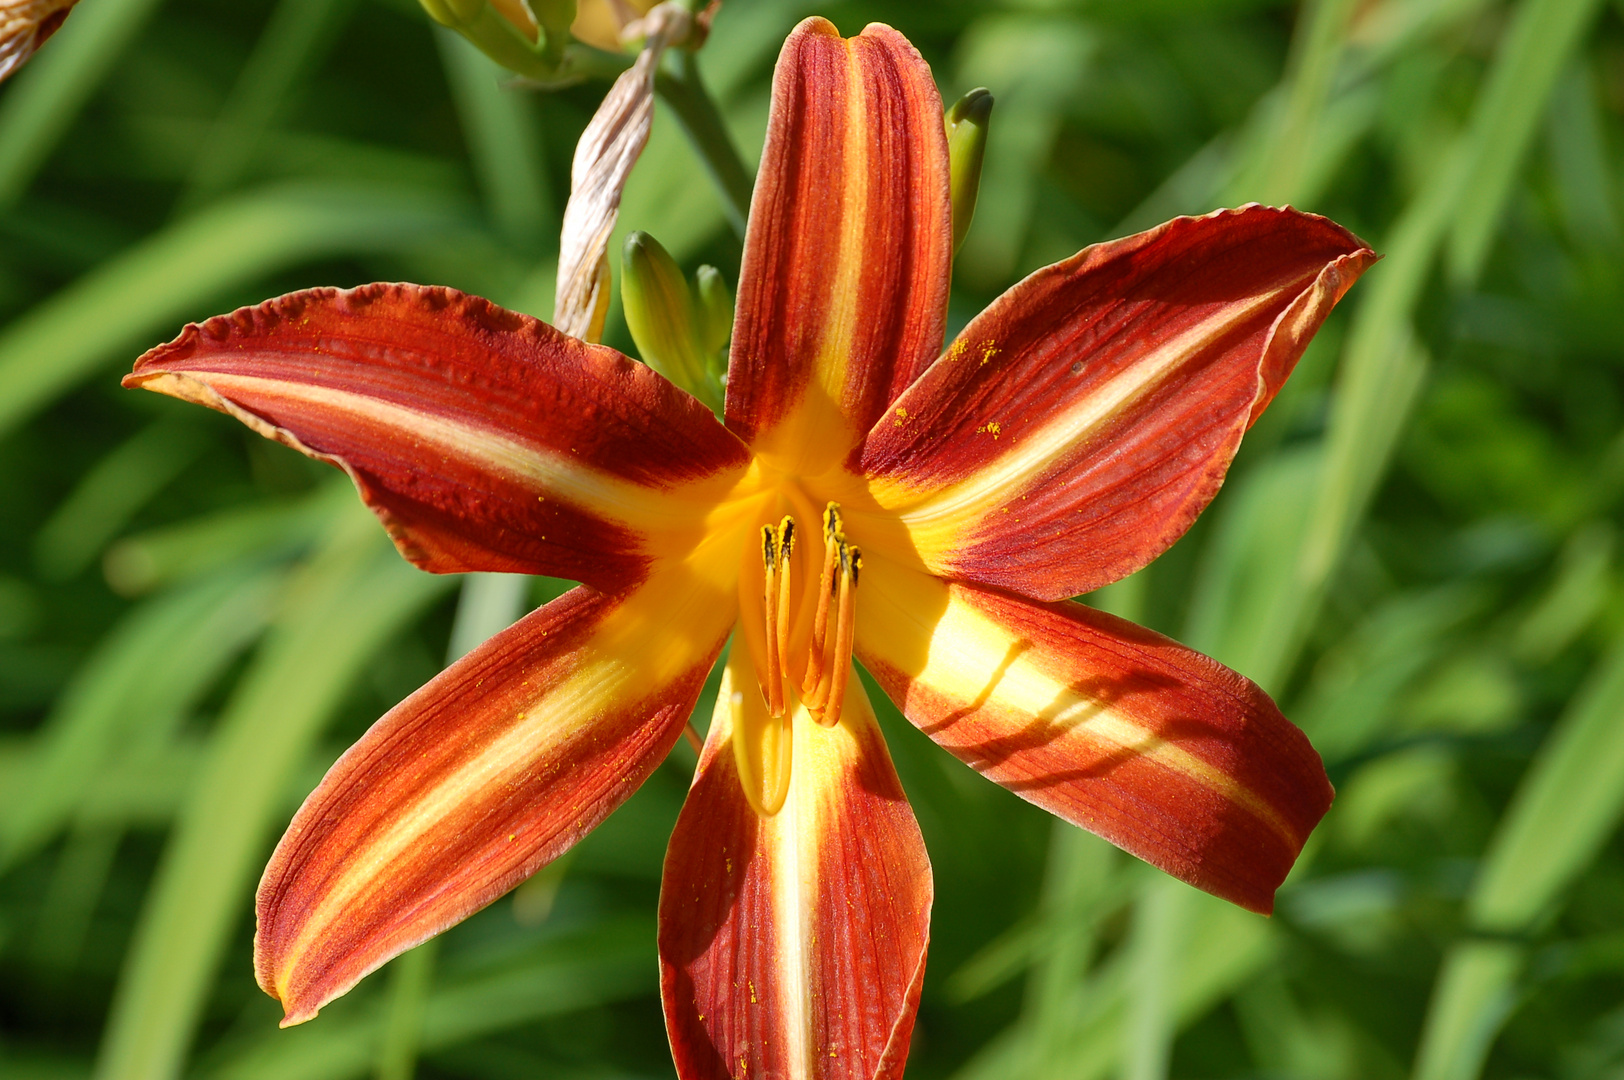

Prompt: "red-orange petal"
[126,283,751,591]
[856,206,1376,601]
[855,561,1332,914]
[725,18,952,477]
[660,651,931,1080]
[256,565,737,1024]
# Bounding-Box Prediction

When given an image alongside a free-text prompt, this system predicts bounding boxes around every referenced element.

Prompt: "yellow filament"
[818,546,860,728]
[760,525,784,716]
[774,517,796,705]
[803,500,860,726]
[801,513,841,700]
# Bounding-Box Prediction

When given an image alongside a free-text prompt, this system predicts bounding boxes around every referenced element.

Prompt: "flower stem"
[655,48,753,238]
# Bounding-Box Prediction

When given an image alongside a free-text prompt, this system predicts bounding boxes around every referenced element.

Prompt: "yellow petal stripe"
[725,18,952,477]
[661,652,931,1080]
[853,207,1377,601]
[854,556,1333,913]
[257,559,739,1024]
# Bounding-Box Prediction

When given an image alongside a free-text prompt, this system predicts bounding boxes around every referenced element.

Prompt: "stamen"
[803,503,860,727]
[818,545,860,728]
[758,516,798,718]
[774,516,795,703]
[759,525,784,717]
[801,505,843,701]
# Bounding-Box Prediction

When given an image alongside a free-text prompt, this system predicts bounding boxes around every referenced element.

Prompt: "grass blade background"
[0,568,281,868]
[0,183,477,439]
[180,0,361,207]
[5,0,1624,1076]
[1271,0,1601,691]
[436,31,553,253]
[92,509,450,1080]
[33,420,209,582]
[1412,624,1624,1080]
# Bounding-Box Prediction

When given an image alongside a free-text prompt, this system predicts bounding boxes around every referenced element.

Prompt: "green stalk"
[655,49,753,238]
[436,4,752,238]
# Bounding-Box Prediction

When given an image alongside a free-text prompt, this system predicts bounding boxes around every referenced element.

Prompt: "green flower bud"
[946,87,993,255]
[420,0,486,29]
[417,0,578,81]
[695,264,733,361]
[622,232,723,413]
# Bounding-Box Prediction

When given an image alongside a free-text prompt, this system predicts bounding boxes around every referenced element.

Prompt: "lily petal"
[857,206,1376,601]
[126,283,752,590]
[726,17,952,477]
[660,651,931,1080]
[855,560,1332,914]
[256,564,736,1025]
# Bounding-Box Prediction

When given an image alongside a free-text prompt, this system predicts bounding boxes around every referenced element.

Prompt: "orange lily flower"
[125,17,1374,1079]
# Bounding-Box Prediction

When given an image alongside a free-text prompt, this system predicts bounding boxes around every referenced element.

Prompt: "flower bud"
[417,0,576,80]
[695,264,733,358]
[570,0,653,51]
[945,87,993,254]
[488,0,539,41]
[419,0,486,28]
[622,232,723,412]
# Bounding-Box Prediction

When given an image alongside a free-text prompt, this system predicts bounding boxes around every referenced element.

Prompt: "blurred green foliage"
[2,0,1624,1078]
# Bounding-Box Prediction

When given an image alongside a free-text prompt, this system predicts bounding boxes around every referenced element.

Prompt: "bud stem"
[654,50,752,238]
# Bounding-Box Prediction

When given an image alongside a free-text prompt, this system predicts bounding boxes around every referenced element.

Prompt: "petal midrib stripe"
[275,571,735,995]
[199,373,727,529]
[866,568,1302,850]
[877,283,1295,523]
[274,650,625,995]
[813,40,870,422]
[771,724,813,1080]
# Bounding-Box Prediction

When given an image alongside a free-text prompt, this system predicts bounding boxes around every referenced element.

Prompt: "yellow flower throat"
[728,480,865,817]
[756,504,861,725]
